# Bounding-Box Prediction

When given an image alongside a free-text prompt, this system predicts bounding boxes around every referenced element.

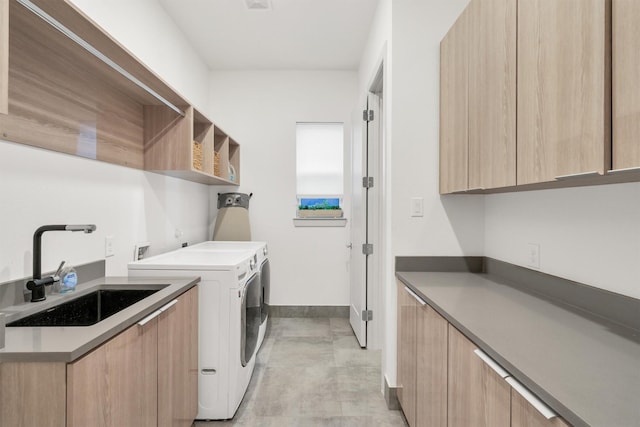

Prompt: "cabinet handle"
[404,287,426,306]
[159,299,178,312]
[473,349,510,379]
[606,166,640,175]
[506,377,558,420]
[554,171,601,180]
[138,310,162,326]
[466,187,485,192]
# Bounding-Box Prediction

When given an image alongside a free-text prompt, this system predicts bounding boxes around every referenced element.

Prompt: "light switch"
[527,243,540,269]
[410,197,424,217]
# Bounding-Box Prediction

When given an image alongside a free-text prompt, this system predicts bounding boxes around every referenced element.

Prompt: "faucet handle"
[53,261,66,281]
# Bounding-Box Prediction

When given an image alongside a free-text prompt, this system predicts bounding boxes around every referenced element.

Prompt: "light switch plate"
[410,197,424,217]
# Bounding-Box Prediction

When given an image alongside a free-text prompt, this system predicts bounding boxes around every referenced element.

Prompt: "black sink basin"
[7,288,160,327]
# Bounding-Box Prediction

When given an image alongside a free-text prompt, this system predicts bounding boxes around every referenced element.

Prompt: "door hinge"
[362,243,373,255]
[363,109,374,122]
[362,310,373,322]
[362,177,374,188]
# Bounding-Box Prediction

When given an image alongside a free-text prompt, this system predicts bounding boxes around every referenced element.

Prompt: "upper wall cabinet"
[612,0,640,171]
[440,6,469,194]
[468,0,516,190]
[517,0,611,185]
[0,0,239,186]
[440,0,516,195]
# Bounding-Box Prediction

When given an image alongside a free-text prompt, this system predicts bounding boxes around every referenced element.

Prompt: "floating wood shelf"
[0,0,239,186]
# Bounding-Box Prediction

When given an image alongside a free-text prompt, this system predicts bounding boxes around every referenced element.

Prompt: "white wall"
[359,0,483,388]
[208,71,358,306]
[69,0,211,112]
[0,141,210,282]
[485,183,640,299]
[0,0,213,283]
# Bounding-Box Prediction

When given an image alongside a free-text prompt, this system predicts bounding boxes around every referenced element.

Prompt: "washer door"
[240,273,261,367]
[260,259,270,324]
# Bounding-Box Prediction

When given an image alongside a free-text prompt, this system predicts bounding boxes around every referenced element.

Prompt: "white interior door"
[349,93,379,347]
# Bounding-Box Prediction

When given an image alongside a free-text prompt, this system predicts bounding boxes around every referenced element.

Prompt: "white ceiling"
[158,0,379,70]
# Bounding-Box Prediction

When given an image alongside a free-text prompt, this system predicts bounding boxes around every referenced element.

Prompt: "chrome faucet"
[26,224,97,302]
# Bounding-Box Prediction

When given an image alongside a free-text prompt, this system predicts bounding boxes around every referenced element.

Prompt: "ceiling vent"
[244,0,272,11]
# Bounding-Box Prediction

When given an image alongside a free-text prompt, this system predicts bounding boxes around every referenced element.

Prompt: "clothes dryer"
[185,241,269,348]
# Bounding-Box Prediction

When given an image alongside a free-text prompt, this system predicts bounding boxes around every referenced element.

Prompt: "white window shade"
[296,123,344,196]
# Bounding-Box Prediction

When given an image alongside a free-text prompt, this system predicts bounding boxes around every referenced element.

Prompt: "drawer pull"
[473,349,510,379]
[159,299,178,312]
[404,287,426,306]
[138,310,162,326]
[506,377,557,419]
[554,171,600,180]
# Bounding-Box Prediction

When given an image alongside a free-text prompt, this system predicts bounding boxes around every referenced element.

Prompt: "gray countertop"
[397,271,640,427]
[0,276,199,363]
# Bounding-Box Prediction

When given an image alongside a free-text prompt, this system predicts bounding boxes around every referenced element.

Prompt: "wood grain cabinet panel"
[396,282,418,426]
[0,0,7,115]
[66,317,159,427]
[158,286,198,427]
[512,389,571,427]
[468,0,516,190]
[612,0,640,170]
[517,0,611,184]
[448,324,510,427]
[439,6,469,194]
[0,362,66,427]
[415,304,448,427]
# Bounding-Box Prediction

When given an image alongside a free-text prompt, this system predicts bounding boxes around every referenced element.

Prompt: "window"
[295,122,344,210]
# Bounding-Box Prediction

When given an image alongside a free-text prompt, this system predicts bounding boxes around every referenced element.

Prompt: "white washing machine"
[185,241,269,349]
[128,249,261,420]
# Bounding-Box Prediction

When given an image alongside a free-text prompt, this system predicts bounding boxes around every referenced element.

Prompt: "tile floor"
[194,317,408,427]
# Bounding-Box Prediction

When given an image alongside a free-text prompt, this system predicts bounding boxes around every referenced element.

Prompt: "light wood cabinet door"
[0,0,7,115]
[397,282,417,426]
[468,0,516,190]
[613,0,640,170]
[448,325,510,427]
[415,304,448,427]
[512,389,571,427]
[439,6,469,194]
[517,0,611,185]
[67,318,158,427]
[0,362,66,427]
[158,286,198,427]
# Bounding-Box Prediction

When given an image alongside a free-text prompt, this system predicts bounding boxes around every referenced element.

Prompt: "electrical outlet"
[410,197,424,217]
[527,243,540,269]
[105,236,115,258]
[134,242,150,261]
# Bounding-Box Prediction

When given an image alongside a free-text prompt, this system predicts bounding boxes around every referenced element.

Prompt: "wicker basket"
[192,141,203,171]
[214,151,221,177]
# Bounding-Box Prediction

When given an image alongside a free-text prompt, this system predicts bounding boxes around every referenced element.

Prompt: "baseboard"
[268,305,349,318]
[384,375,400,410]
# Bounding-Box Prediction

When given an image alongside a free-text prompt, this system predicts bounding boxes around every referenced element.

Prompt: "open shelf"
[0,0,239,186]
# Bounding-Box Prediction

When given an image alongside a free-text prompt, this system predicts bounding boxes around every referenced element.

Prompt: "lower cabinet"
[397,282,572,427]
[0,286,198,427]
[397,282,448,427]
[512,389,570,427]
[397,281,417,426]
[448,325,511,427]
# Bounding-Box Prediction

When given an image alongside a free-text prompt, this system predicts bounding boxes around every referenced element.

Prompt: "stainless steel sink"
[7,286,166,327]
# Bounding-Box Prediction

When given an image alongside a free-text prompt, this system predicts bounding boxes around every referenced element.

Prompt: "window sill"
[293,218,348,227]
